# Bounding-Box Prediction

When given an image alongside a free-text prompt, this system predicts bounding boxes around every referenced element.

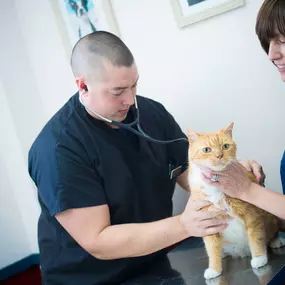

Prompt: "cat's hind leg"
[203,234,223,279]
[246,226,268,269]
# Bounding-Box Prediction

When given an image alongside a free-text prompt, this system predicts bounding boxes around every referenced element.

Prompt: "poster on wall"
[171,0,244,28]
[51,0,120,56]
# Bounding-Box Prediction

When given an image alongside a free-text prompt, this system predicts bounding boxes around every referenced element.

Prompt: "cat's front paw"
[269,236,285,249]
[204,268,222,279]
[251,255,268,269]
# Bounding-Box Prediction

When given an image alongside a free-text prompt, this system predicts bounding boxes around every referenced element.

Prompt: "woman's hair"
[256,0,285,53]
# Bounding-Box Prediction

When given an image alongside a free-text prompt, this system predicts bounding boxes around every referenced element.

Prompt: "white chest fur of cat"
[190,165,251,258]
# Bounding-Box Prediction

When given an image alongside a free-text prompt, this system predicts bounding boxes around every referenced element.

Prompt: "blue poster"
[64,0,97,39]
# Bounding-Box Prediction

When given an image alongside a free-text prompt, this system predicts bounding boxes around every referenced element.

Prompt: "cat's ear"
[221,122,234,137]
[186,128,199,143]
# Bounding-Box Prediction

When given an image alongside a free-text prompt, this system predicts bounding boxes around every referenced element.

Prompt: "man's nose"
[123,89,135,106]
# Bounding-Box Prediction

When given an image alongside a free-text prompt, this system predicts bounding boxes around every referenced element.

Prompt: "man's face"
[85,61,139,123]
[268,33,285,82]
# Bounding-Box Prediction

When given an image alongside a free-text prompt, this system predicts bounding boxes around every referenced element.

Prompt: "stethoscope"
[78,90,189,144]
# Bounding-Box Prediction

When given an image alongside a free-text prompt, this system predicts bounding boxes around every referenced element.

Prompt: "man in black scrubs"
[28,31,264,285]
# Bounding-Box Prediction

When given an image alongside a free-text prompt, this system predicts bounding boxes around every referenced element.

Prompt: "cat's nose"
[216,153,224,159]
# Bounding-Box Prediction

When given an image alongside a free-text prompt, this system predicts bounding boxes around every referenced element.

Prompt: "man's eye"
[112,93,122,97]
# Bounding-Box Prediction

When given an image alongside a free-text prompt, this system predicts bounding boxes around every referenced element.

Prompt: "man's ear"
[76,77,87,92]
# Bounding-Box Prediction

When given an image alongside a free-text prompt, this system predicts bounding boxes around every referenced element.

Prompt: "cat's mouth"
[212,161,228,169]
[211,164,228,171]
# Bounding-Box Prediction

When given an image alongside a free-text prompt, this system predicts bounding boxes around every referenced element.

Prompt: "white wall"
[0,0,284,268]
[0,82,33,268]
[0,0,77,268]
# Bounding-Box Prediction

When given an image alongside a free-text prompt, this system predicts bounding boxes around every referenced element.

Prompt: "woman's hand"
[239,159,266,186]
[199,161,253,199]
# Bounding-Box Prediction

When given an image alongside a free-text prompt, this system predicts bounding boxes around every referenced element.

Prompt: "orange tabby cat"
[186,122,285,280]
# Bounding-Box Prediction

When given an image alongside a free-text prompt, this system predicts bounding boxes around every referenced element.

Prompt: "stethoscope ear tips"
[79,83,88,92]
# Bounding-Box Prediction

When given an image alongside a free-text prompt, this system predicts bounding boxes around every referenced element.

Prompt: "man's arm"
[55,199,228,260]
[176,169,190,192]
[55,204,189,260]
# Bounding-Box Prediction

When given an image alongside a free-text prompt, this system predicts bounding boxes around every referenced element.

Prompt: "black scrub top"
[28,93,188,285]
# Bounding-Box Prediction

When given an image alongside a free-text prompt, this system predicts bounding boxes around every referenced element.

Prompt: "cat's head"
[186,122,236,171]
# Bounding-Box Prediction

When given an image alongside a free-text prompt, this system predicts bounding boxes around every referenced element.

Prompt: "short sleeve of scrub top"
[28,132,107,216]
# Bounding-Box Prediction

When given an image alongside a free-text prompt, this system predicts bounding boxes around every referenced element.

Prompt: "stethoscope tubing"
[79,91,188,144]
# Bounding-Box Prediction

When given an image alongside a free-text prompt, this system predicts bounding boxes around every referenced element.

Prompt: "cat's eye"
[202,147,212,153]
[223,144,230,150]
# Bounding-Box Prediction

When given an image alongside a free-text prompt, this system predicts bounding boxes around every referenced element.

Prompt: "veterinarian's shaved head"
[70,31,134,81]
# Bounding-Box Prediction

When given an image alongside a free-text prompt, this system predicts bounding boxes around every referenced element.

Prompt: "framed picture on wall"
[51,0,120,57]
[171,0,245,28]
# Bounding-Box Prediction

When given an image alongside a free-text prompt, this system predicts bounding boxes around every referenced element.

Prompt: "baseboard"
[0,254,40,281]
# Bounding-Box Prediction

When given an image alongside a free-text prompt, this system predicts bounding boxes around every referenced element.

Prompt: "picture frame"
[170,0,245,28]
[50,0,120,57]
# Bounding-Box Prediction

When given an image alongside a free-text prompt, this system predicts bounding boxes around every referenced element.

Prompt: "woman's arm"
[200,161,285,219]
[241,182,285,219]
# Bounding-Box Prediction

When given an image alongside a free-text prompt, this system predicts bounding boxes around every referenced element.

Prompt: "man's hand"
[239,159,265,185]
[180,199,228,237]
